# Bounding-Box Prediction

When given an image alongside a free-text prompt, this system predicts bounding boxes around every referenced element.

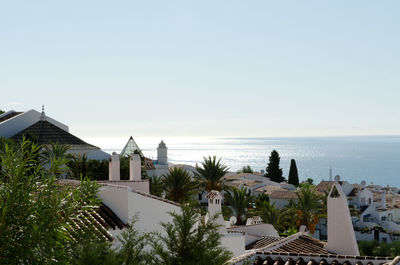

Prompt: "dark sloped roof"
[246,236,283,250]
[0,111,22,123]
[11,120,97,147]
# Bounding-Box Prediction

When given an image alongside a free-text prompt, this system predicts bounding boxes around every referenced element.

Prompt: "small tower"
[327,175,359,256]
[40,104,46,121]
[109,152,120,181]
[206,190,226,233]
[129,154,141,181]
[157,140,168,165]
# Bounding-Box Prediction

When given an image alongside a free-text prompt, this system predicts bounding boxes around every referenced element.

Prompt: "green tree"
[195,156,229,192]
[149,175,164,197]
[0,109,4,114]
[162,167,197,203]
[237,165,253,174]
[41,142,72,177]
[67,153,89,179]
[265,150,285,183]
[254,200,292,233]
[288,159,299,186]
[289,185,323,234]
[152,204,232,265]
[224,187,254,225]
[116,216,154,265]
[0,138,101,264]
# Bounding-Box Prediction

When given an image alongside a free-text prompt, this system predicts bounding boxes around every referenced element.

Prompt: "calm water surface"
[85,136,400,187]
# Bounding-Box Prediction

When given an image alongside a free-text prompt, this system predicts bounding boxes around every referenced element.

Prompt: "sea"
[84,136,400,187]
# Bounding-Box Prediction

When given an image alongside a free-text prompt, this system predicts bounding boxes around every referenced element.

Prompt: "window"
[368,198,372,204]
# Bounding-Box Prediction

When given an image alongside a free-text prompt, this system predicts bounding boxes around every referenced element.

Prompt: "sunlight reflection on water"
[83,136,400,187]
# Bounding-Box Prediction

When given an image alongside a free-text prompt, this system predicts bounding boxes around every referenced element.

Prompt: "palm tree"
[254,200,292,233]
[67,154,88,179]
[224,187,254,225]
[290,184,323,234]
[162,167,197,203]
[195,156,229,192]
[149,175,164,197]
[41,142,71,176]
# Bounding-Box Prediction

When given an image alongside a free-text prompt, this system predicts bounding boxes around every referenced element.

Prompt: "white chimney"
[327,178,360,256]
[381,192,386,210]
[157,140,168,166]
[109,152,120,181]
[206,190,226,233]
[130,154,141,181]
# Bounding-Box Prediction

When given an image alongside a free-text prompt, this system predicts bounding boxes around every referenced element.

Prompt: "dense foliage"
[0,138,101,264]
[195,155,229,191]
[358,240,400,257]
[265,150,285,183]
[152,204,232,265]
[224,187,254,225]
[289,184,324,234]
[162,167,197,203]
[237,165,253,174]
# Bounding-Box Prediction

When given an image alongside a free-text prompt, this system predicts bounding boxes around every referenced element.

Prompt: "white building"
[0,108,109,160]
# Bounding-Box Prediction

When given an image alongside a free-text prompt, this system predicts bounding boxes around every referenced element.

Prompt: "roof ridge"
[258,232,302,252]
[101,183,181,207]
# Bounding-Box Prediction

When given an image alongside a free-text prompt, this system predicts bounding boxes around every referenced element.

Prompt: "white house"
[0,108,109,160]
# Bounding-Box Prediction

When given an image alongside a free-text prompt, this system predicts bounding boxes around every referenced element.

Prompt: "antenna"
[329,166,332,181]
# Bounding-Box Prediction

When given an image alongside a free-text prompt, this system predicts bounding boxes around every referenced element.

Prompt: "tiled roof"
[315,181,335,193]
[226,179,262,188]
[269,190,298,200]
[11,120,97,147]
[206,190,221,199]
[272,235,330,254]
[246,236,283,250]
[67,203,125,242]
[143,157,156,170]
[230,233,399,265]
[249,253,395,265]
[255,185,287,193]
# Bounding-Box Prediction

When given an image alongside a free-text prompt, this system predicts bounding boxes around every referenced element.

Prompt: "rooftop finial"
[40,104,46,121]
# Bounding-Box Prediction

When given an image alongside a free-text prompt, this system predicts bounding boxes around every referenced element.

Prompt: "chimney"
[381,192,386,210]
[206,190,226,233]
[130,154,141,181]
[109,152,120,181]
[157,140,168,165]
[327,176,360,256]
[260,169,265,176]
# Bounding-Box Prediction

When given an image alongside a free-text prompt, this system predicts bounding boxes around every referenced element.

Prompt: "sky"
[1,1,400,138]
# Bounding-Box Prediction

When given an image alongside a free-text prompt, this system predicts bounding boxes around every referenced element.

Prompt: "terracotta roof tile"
[246,236,283,250]
[206,190,221,199]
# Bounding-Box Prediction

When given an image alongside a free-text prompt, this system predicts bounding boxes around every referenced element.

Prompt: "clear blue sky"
[1,1,399,137]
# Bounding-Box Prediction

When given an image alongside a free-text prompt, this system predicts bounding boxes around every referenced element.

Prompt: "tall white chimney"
[327,175,360,256]
[157,140,168,166]
[206,190,226,233]
[130,154,141,181]
[109,152,120,181]
[381,192,386,210]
